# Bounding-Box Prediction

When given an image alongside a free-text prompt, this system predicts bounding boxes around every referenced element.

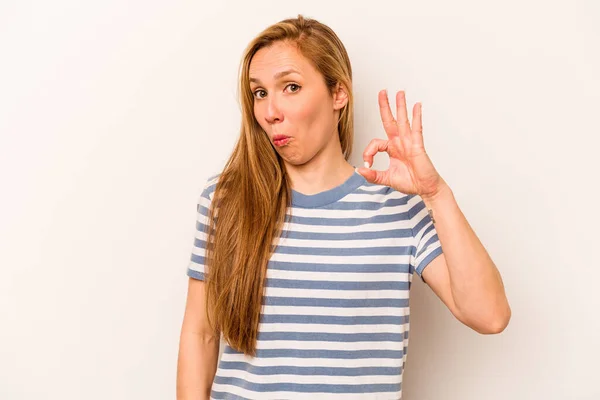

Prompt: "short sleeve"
[409,195,443,282]
[186,174,219,281]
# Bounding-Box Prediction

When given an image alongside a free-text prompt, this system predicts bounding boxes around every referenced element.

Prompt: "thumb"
[356,167,388,185]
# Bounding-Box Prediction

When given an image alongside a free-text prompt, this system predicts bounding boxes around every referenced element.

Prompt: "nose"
[264,96,283,125]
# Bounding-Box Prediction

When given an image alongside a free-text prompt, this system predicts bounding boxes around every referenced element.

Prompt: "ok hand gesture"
[356,90,446,199]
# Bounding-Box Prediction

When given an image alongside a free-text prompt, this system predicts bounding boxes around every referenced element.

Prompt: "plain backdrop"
[1,1,599,399]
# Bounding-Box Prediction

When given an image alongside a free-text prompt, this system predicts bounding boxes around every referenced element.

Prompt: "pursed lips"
[272,134,291,147]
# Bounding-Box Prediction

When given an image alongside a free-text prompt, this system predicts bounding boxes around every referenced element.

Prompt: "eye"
[286,83,301,93]
[253,89,267,99]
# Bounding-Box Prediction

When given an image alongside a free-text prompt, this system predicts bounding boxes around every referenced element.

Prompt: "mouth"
[272,134,291,147]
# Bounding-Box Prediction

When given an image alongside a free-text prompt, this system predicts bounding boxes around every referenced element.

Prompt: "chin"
[278,150,310,166]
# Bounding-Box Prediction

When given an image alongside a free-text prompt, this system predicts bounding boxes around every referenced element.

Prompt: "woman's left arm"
[358,89,511,334]
[420,182,511,334]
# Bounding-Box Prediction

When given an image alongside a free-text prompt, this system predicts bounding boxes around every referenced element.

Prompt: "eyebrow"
[249,69,300,84]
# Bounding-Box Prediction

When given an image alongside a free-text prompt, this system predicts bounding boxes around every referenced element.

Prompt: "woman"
[177,15,511,400]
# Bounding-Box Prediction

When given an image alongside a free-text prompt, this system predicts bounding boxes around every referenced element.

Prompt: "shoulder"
[352,180,415,206]
[194,173,222,215]
[200,172,221,202]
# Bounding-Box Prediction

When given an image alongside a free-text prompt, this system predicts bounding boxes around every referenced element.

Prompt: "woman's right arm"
[177,277,220,400]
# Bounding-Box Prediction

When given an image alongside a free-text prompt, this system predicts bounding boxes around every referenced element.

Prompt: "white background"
[1,1,599,399]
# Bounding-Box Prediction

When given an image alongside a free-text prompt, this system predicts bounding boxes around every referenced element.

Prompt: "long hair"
[204,14,354,356]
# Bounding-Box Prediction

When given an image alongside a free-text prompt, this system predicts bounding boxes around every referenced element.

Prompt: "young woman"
[177,14,511,400]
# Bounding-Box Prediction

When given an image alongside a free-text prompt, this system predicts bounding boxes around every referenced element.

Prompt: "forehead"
[249,42,315,81]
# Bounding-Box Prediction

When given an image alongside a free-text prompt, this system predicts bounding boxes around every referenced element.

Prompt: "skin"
[249,41,355,195]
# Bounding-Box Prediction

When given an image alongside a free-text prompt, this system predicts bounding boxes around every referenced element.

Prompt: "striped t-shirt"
[187,170,443,400]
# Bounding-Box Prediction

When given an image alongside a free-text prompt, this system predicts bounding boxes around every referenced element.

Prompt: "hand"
[356,90,446,199]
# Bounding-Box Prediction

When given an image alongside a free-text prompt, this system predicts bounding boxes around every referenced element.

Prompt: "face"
[248,41,347,166]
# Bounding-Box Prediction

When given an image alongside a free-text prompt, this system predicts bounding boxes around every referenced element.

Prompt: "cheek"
[298,94,320,118]
[291,98,324,134]
[253,104,268,132]
[253,103,260,123]
[298,101,333,147]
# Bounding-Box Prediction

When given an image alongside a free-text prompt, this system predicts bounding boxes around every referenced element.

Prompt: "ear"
[332,82,349,111]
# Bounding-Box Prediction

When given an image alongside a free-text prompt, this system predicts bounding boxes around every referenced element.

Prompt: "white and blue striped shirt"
[187,170,443,399]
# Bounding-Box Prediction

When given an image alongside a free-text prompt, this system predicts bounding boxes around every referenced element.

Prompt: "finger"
[378,90,399,138]
[362,138,389,168]
[412,102,423,139]
[356,166,390,186]
[396,91,411,136]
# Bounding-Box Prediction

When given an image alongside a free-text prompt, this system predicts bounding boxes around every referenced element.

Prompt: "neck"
[284,132,355,196]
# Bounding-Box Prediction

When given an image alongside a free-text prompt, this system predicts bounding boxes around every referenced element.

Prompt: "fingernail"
[364,161,370,168]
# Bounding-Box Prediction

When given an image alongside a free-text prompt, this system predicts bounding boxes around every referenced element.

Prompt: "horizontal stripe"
[293,196,413,212]
[267,270,411,282]
[262,304,408,316]
[215,369,402,385]
[287,210,410,227]
[265,278,410,291]
[210,390,249,400]
[257,323,409,334]
[262,287,409,300]
[256,331,410,342]
[211,382,401,399]
[280,219,412,234]
[263,296,410,308]
[217,361,403,376]
[224,347,405,360]
[187,268,204,280]
[281,228,412,240]
[273,244,412,256]
[190,250,207,262]
[268,260,411,274]
[255,339,408,352]
[212,375,401,394]
[354,186,394,194]
[341,191,408,202]
[259,314,409,325]
[268,253,410,265]
[219,352,406,368]
[278,235,412,248]
[289,200,408,219]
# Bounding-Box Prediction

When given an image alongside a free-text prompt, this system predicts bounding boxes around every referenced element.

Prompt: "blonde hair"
[204,14,354,356]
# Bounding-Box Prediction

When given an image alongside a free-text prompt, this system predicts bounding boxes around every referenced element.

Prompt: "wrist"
[421,180,453,208]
